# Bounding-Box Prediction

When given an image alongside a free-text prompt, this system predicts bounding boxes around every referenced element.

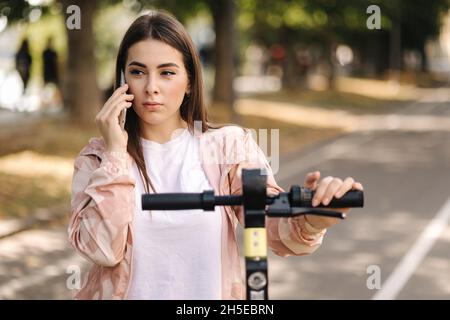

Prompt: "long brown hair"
[115,10,214,194]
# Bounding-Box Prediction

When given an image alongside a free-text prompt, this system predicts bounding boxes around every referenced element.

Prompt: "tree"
[60,0,102,124]
[206,0,236,111]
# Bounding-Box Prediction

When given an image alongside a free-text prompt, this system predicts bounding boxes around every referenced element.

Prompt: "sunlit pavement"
[0,226,88,299]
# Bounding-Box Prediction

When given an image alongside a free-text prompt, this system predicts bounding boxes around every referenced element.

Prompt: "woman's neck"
[140,116,188,144]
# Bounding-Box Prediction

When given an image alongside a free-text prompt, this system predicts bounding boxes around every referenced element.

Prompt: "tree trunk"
[282,45,299,89]
[362,37,377,77]
[60,0,101,125]
[420,44,428,73]
[207,0,238,122]
[280,27,301,90]
[389,1,402,76]
[323,31,336,90]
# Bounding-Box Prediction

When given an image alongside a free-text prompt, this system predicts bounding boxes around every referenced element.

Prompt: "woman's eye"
[161,70,175,76]
[130,69,143,75]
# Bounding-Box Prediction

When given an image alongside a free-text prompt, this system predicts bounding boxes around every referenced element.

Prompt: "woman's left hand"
[302,171,363,230]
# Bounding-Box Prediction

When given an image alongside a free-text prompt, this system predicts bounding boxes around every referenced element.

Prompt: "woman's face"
[125,39,190,126]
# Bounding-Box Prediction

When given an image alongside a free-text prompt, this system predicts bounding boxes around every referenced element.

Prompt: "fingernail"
[323,198,330,206]
[312,199,318,207]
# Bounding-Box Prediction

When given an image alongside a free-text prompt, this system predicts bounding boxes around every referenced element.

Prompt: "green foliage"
[238,0,450,50]
[138,0,209,23]
[0,0,31,21]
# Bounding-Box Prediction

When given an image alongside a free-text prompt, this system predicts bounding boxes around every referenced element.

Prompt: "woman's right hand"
[95,84,134,152]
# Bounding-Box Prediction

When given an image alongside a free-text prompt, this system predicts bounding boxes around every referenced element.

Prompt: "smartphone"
[119,70,127,130]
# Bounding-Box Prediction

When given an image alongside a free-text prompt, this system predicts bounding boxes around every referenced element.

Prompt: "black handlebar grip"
[141,191,216,211]
[290,186,364,208]
[315,189,364,208]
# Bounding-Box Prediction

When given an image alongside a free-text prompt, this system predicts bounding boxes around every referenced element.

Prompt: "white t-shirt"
[126,128,222,300]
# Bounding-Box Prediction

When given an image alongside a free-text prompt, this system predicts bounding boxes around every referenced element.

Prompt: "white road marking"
[372,197,450,300]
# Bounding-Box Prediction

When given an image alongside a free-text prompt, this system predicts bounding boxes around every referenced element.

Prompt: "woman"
[69,10,363,300]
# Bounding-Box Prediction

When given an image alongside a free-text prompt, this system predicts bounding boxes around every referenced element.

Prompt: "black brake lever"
[290,207,346,219]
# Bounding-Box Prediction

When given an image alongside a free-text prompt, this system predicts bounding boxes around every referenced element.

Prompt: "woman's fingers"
[110,99,133,117]
[102,84,129,107]
[102,84,131,109]
[312,176,363,207]
[96,101,132,124]
[112,101,132,120]
[100,93,133,121]
[312,176,334,206]
[95,84,132,152]
[304,171,320,190]
[109,92,134,108]
[353,182,364,191]
[307,176,363,229]
[335,177,355,198]
[336,179,364,198]
[111,83,129,99]
[97,85,129,118]
[321,178,344,206]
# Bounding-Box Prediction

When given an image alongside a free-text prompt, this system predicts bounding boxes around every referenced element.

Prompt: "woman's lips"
[143,102,162,111]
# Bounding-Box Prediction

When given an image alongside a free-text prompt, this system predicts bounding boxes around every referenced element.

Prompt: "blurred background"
[1,0,450,300]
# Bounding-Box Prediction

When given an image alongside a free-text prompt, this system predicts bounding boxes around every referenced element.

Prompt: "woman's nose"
[145,75,159,94]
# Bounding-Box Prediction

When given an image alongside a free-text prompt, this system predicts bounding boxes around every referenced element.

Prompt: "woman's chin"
[139,114,167,126]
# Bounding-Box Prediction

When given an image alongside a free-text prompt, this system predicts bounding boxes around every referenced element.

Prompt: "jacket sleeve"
[228,129,326,257]
[68,148,135,267]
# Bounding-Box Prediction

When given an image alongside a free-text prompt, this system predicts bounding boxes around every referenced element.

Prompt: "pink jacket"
[68,126,326,299]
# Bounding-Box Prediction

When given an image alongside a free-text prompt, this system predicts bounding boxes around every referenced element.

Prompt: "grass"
[0,172,70,220]
[0,118,98,220]
[0,118,99,158]
[243,89,409,115]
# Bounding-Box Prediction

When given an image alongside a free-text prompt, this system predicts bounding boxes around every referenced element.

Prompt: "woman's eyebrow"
[128,61,147,68]
[127,61,180,69]
[157,62,180,69]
